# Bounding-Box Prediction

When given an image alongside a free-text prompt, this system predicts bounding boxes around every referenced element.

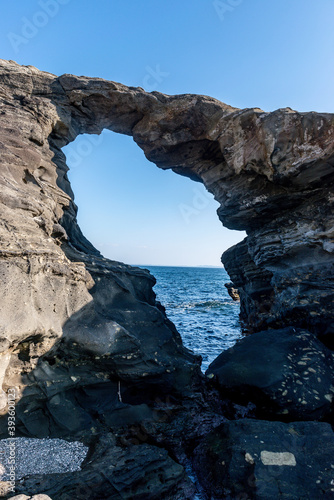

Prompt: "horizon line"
[131,264,225,268]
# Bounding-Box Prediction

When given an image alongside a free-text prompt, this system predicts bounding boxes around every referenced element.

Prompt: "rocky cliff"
[0,59,333,499]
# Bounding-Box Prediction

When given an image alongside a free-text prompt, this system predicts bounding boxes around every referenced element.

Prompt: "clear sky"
[1,0,334,266]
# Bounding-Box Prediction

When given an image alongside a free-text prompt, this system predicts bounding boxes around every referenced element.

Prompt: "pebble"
[0,438,88,481]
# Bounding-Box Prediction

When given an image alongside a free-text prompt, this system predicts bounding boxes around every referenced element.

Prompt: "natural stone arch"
[1,59,334,499]
[53,72,334,341]
[0,59,333,359]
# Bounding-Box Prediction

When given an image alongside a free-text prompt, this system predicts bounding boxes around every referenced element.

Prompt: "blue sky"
[1,0,334,266]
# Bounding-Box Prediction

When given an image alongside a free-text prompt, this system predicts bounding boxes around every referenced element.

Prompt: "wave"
[173,299,235,310]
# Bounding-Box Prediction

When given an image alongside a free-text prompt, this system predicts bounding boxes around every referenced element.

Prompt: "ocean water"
[144,266,242,372]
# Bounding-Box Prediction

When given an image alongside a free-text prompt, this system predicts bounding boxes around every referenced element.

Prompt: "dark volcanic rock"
[11,434,195,500]
[193,419,334,499]
[206,327,334,420]
[224,282,240,301]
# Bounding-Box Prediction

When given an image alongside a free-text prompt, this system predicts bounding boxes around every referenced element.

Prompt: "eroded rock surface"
[193,419,334,499]
[207,327,334,420]
[0,59,333,362]
[224,281,240,301]
[13,434,195,500]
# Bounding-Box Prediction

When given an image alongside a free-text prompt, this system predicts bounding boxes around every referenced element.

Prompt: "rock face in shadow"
[193,419,334,499]
[0,59,334,499]
[12,434,195,500]
[206,327,334,421]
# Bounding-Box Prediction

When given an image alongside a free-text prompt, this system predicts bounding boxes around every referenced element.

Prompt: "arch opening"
[62,130,245,370]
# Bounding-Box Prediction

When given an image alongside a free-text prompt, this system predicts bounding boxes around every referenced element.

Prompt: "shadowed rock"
[193,419,334,499]
[11,434,195,500]
[206,327,334,421]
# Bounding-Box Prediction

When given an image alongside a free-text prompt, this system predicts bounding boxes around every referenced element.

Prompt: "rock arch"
[0,59,334,498]
[0,56,333,382]
[37,66,334,340]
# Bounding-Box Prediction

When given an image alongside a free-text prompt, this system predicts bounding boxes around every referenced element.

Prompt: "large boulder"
[206,327,334,420]
[193,419,334,499]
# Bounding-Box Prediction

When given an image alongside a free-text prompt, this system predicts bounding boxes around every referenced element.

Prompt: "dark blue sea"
[143,266,242,372]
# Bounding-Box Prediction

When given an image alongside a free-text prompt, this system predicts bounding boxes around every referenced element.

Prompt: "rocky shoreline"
[0,59,333,498]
